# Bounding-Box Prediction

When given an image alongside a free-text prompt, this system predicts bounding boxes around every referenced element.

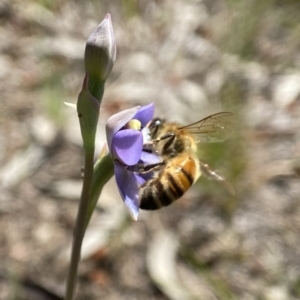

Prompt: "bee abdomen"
[139,178,173,210]
[140,156,198,210]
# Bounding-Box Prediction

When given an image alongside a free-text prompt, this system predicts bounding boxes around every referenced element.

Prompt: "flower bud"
[85,14,116,84]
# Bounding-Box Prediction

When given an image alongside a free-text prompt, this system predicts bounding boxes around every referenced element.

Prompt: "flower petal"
[106,106,141,152]
[112,129,143,165]
[140,151,162,165]
[133,103,154,127]
[114,162,141,220]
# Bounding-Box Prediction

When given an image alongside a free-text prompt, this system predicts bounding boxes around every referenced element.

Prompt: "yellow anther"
[125,119,141,130]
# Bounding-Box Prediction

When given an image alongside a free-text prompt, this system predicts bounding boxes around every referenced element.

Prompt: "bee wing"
[179,112,234,143]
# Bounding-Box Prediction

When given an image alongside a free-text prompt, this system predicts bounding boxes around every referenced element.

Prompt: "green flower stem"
[65,149,95,300]
[65,13,116,300]
[86,153,114,228]
[88,78,105,101]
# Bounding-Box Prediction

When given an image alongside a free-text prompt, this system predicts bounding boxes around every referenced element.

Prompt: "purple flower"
[106,103,161,220]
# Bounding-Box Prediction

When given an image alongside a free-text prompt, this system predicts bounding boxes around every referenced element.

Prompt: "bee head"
[147,118,165,138]
[148,118,164,128]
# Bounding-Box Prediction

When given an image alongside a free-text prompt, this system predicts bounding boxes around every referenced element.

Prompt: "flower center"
[124,119,141,130]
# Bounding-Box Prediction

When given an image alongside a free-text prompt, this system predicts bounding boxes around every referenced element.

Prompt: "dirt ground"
[1,0,300,299]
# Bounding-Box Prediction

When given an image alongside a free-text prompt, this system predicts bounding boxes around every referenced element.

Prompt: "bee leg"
[143,133,175,152]
[139,162,165,173]
[152,133,175,143]
[127,162,165,173]
[200,161,235,195]
[160,133,175,150]
[200,162,225,181]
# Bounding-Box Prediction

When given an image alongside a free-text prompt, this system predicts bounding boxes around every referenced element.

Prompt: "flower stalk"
[65,14,116,300]
[65,150,95,300]
[86,152,114,228]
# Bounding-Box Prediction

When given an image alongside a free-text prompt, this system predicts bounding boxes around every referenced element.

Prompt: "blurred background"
[1,0,300,299]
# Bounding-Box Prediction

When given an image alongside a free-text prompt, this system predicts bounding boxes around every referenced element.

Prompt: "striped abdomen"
[139,155,199,210]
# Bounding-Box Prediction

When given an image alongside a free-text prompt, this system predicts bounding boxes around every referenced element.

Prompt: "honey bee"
[138,112,235,210]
